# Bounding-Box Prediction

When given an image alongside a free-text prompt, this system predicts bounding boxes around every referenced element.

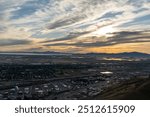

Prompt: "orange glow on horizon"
[84,42,150,54]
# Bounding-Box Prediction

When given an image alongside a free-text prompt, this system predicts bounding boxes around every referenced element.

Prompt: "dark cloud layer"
[24,47,44,52]
[44,31,150,47]
[0,39,32,46]
[42,31,92,43]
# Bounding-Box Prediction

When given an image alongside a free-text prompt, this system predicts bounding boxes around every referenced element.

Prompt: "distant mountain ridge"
[0,51,149,58]
[0,51,71,56]
[85,52,150,58]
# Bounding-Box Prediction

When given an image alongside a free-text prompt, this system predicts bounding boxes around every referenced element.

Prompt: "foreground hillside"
[93,78,150,100]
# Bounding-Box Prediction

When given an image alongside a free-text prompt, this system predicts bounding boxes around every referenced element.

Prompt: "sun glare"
[93,25,116,36]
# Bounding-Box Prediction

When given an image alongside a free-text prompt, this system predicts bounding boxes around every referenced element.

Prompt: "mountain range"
[0,51,149,58]
[85,52,150,58]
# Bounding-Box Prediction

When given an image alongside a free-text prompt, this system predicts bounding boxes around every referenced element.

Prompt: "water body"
[100,71,113,75]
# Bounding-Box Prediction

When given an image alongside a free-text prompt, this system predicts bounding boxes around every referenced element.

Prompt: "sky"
[0,0,150,53]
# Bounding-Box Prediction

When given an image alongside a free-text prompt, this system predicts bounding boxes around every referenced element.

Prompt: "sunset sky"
[0,0,150,53]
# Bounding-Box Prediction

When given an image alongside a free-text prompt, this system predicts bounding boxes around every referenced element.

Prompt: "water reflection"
[100,71,113,75]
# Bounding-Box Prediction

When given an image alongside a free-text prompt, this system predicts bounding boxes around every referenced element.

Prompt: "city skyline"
[0,0,150,53]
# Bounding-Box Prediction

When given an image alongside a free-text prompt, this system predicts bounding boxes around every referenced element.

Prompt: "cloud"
[42,30,93,43]
[0,0,150,53]
[0,39,32,46]
[44,30,150,47]
[23,47,44,52]
[47,14,87,30]
[0,25,7,33]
